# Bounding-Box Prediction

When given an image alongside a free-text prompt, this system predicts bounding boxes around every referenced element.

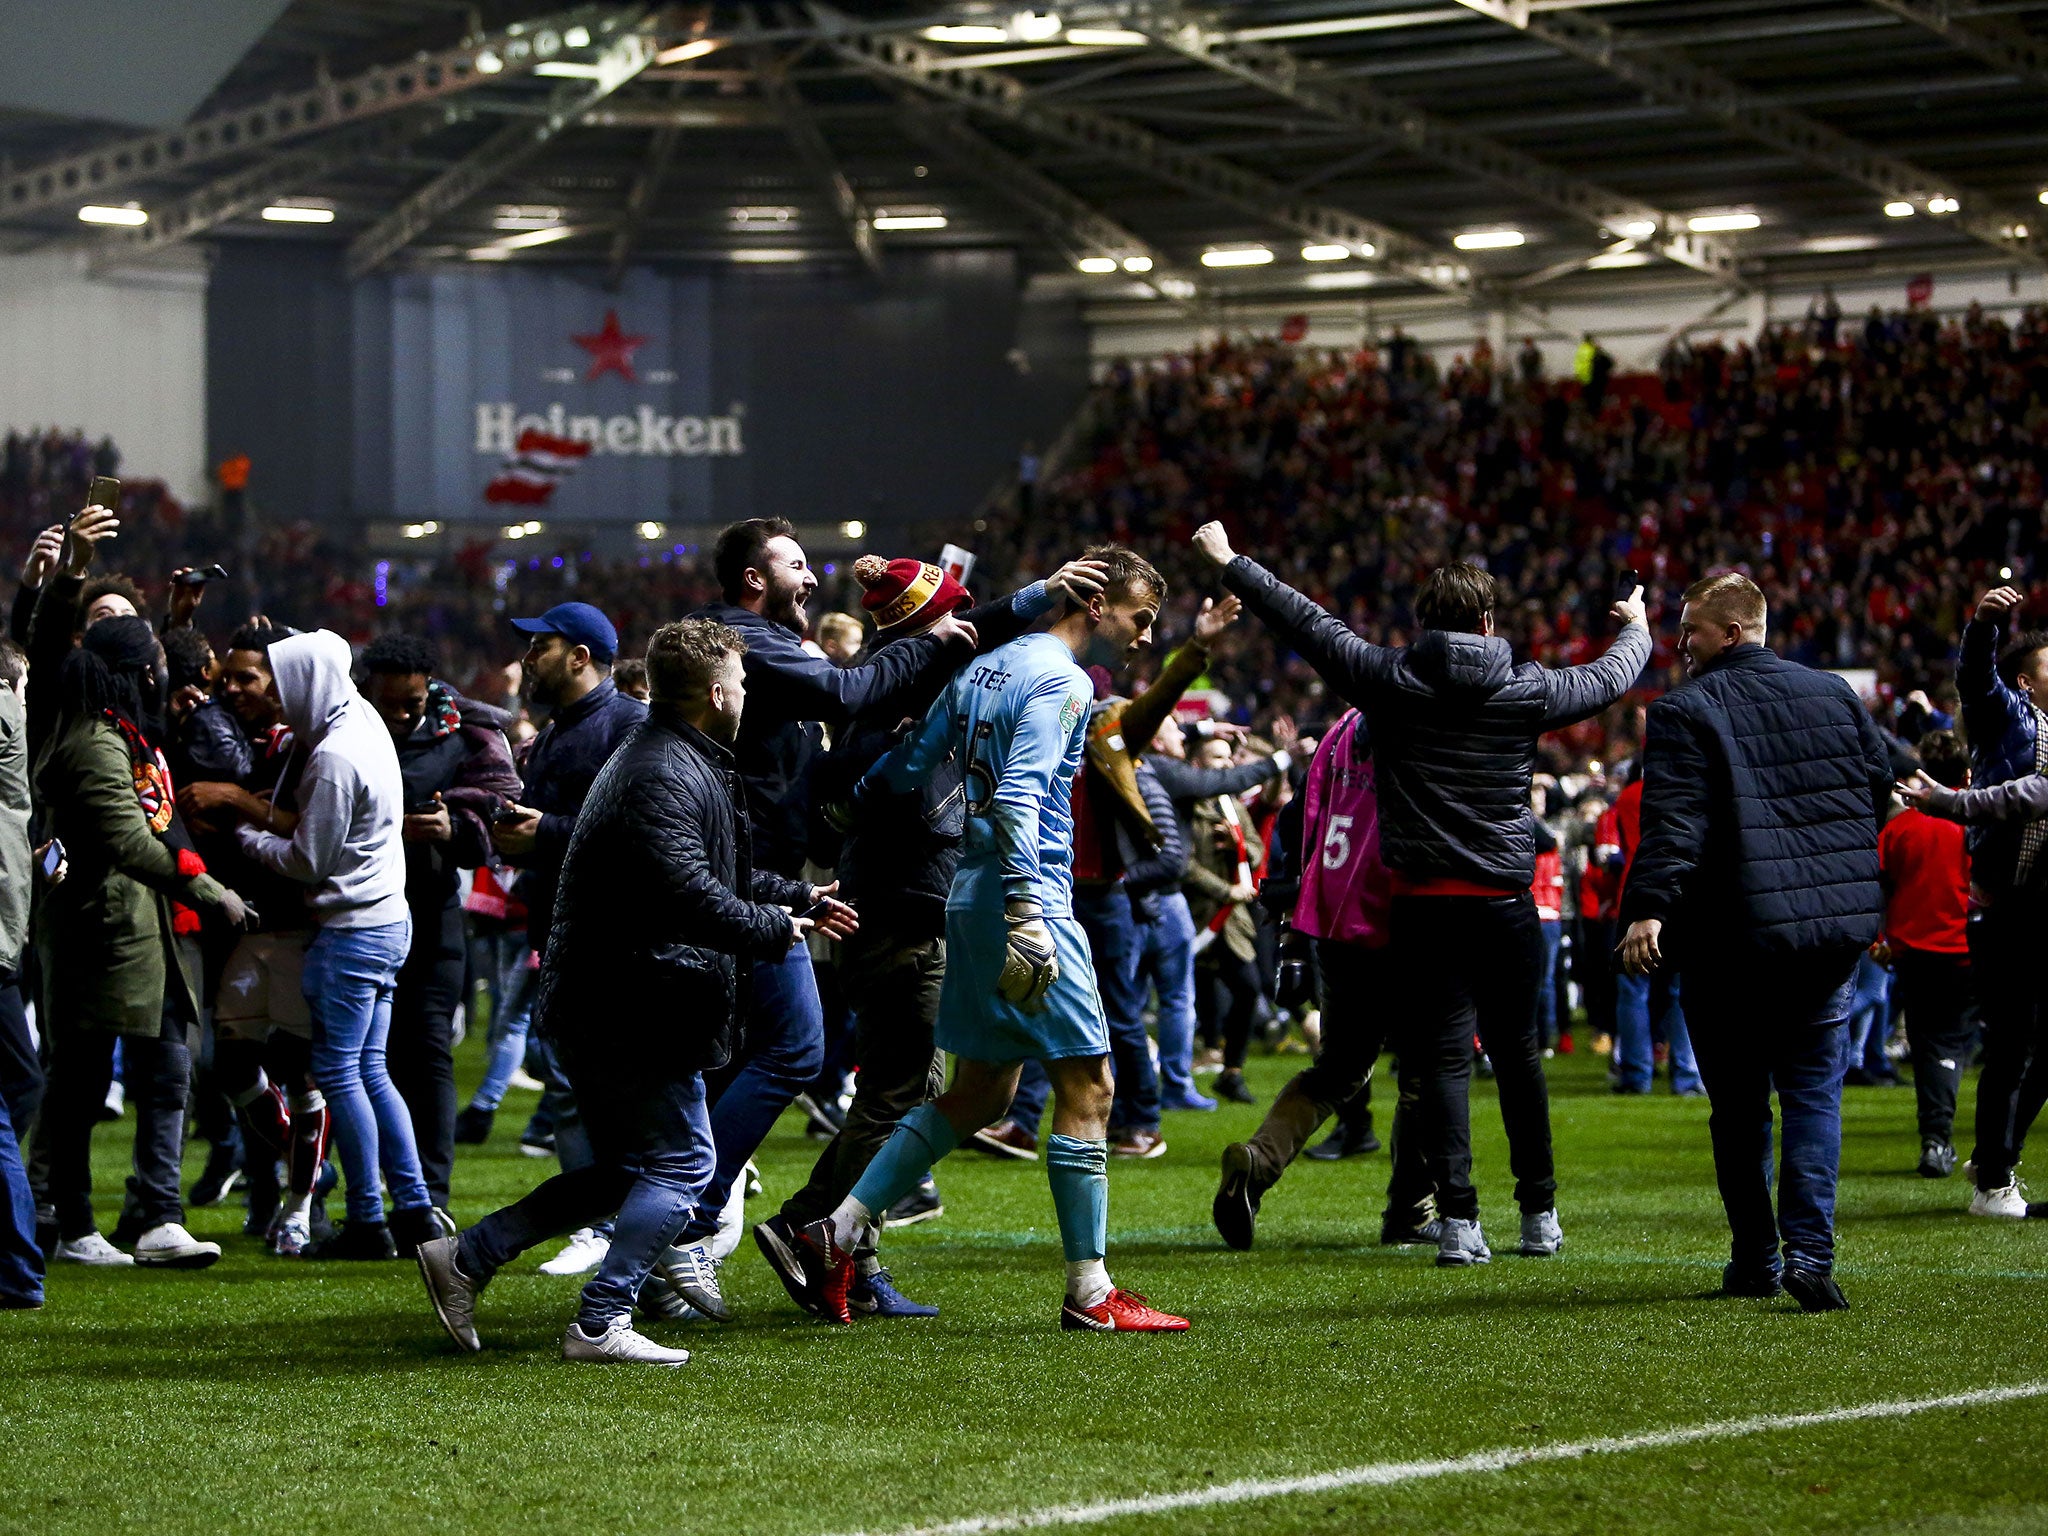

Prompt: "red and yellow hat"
[854,554,971,635]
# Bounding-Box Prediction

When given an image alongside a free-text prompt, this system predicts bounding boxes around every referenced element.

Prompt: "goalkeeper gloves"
[998,896,1059,1013]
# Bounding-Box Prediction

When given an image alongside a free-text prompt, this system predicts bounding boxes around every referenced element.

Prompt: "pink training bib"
[1293,710,1391,949]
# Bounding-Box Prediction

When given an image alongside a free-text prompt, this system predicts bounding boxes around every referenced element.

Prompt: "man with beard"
[486,603,645,1276]
[357,632,521,1215]
[417,619,843,1366]
[789,547,1190,1332]
[652,521,969,1319]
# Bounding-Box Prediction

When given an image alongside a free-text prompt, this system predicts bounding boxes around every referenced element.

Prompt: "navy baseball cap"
[509,602,618,663]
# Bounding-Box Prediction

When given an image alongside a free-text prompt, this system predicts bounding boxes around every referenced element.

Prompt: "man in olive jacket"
[35,616,248,1269]
[417,619,853,1366]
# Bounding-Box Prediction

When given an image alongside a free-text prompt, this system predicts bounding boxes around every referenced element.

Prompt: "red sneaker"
[1060,1288,1190,1332]
[795,1220,856,1326]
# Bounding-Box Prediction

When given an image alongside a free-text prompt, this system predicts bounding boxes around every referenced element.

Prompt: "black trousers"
[1197,948,1262,1070]
[47,1006,190,1241]
[1243,939,1432,1225]
[388,899,465,1207]
[1389,892,1553,1222]
[781,919,946,1241]
[1967,902,2048,1190]
[1891,946,1976,1143]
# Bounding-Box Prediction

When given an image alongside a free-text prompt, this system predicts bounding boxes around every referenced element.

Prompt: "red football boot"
[795,1220,856,1326]
[1059,1288,1190,1332]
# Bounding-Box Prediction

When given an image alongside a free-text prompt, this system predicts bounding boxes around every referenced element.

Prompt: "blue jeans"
[1615,971,1703,1094]
[471,938,536,1113]
[0,1069,40,1305]
[675,942,822,1245]
[1845,950,1894,1073]
[1080,887,1160,1135]
[1683,957,1855,1279]
[1139,894,1202,1106]
[1535,919,1562,1047]
[460,1059,714,1330]
[304,920,430,1223]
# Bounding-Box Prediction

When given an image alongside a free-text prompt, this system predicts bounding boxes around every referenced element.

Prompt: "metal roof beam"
[1447,0,2039,262]
[1123,0,1739,280]
[605,117,684,289]
[1860,0,2048,87]
[814,9,1476,296]
[892,96,1200,300]
[1,4,626,223]
[758,54,881,276]
[346,25,655,276]
[86,108,452,274]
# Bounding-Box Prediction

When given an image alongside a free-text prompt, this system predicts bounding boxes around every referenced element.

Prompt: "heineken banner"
[206,244,1088,536]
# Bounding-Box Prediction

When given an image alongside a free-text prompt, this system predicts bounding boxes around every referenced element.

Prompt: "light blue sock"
[1045,1134,1109,1262]
[848,1103,959,1217]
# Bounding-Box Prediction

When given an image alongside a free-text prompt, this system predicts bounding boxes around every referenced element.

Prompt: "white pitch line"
[830,1380,2048,1536]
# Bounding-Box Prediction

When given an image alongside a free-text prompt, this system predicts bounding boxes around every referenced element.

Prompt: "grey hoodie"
[237,630,408,929]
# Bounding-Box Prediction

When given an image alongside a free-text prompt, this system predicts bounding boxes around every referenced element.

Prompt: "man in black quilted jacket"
[1195,520,1649,1269]
[1620,572,1892,1313]
[416,618,854,1366]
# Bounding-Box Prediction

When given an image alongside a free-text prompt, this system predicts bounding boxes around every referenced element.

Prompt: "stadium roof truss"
[3,0,2043,302]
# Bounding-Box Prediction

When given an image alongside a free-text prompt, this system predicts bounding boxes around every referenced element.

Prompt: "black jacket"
[515,677,647,941]
[533,709,808,1070]
[1122,762,1189,921]
[1224,555,1649,889]
[1619,644,1892,960]
[1145,751,1289,885]
[171,699,253,790]
[810,583,1060,936]
[394,685,521,915]
[692,602,965,879]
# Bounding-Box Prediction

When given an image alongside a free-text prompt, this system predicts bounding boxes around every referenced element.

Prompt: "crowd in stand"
[2,302,2045,1345]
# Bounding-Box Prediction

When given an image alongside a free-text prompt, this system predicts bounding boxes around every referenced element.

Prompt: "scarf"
[104,709,208,934]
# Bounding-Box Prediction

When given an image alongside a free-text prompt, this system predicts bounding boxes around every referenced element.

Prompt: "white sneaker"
[270,1213,314,1257]
[132,1222,222,1269]
[657,1240,731,1322]
[1436,1217,1492,1267]
[54,1232,135,1266]
[506,1068,547,1094]
[1517,1209,1564,1257]
[102,1079,125,1119]
[1969,1181,2029,1219]
[562,1314,690,1366]
[539,1227,610,1276]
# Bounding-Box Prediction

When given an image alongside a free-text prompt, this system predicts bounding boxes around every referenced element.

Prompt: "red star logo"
[572,309,647,383]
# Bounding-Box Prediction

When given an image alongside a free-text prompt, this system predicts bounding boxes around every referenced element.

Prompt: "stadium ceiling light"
[564,25,590,47]
[533,61,603,78]
[1614,219,1657,240]
[923,25,1010,43]
[501,520,545,539]
[1304,268,1377,290]
[494,204,563,230]
[261,203,335,223]
[1011,11,1064,42]
[1687,212,1761,232]
[654,39,718,64]
[2039,189,2048,205]
[1927,195,1960,215]
[1234,11,1463,41]
[474,48,503,73]
[1884,201,1916,218]
[730,248,806,262]
[401,520,440,539]
[79,203,147,225]
[873,211,948,230]
[1453,229,1524,250]
[1301,243,1351,261]
[1066,28,1147,45]
[1076,256,1119,273]
[493,225,578,250]
[841,519,867,538]
[1201,245,1274,266]
[1122,255,1153,272]
[636,521,666,540]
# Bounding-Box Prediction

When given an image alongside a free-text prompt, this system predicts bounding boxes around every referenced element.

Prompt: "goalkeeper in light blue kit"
[789,546,1190,1332]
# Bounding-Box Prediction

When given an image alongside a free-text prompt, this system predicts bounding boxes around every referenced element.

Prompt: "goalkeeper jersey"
[868,631,1091,918]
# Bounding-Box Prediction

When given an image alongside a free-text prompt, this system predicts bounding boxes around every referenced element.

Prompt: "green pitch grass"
[4,1038,2047,1536]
